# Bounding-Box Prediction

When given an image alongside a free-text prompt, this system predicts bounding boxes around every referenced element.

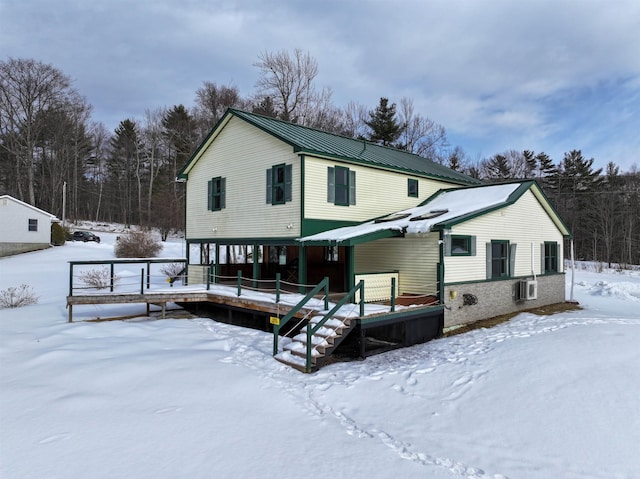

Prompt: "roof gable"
[0,195,58,219]
[299,181,571,244]
[178,108,480,185]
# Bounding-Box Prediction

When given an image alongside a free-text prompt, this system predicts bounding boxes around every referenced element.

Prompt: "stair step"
[293,333,332,347]
[283,341,322,358]
[301,325,342,338]
[274,351,313,373]
[309,317,352,328]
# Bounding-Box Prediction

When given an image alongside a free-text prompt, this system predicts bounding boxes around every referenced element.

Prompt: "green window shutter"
[266,168,272,204]
[444,234,452,256]
[349,170,356,205]
[220,177,226,209]
[207,179,213,210]
[486,243,492,279]
[327,167,335,203]
[509,243,517,277]
[285,164,292,202]
[470,236,476,256]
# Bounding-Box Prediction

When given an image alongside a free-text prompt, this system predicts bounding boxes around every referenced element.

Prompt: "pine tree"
[365,98,404,147]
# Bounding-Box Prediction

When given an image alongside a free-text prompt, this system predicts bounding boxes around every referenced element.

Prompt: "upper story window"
[266,164,292,205]
[327,166,356,206]
[543,241,559,273]
[208,177,226,211]
[28,218,38,232]
[408,178,418,198]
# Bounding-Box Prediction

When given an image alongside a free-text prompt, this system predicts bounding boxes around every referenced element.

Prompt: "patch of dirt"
[444,301,582,337]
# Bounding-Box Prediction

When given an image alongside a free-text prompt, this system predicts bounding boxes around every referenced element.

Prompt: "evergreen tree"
[365,98,403,147]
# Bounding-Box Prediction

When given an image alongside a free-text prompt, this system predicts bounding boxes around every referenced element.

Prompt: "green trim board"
[299,228,403,246]
[301,218,361,237]
[444,271,565,287]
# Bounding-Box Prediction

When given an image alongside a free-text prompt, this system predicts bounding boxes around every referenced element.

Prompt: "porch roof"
[298,181,569,245]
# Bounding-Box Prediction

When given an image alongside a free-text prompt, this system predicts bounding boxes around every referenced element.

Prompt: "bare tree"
[194,82,245,137]
[0,58,82,205]
[342,101,368,139]
[254,49,319,123]
[141,108,167,225]
[397,97,448,160]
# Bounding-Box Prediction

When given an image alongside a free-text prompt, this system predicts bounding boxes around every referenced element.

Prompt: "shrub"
[51,222,67,246]
[160,262,185,279]
[79,267,120,290]
[114,230,162,258]
[0,284,38,308]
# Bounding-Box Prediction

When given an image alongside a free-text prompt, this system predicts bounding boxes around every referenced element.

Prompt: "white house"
[0,195,59,257]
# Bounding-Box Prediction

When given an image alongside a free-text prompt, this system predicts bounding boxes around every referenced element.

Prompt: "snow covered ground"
[1,232,639,479]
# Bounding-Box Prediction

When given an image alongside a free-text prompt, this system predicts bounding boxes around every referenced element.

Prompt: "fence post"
[237,270,242,297]
[140,268,144,294]
[275,272,281,303]
[146,261,151,289]
[206,265,211,290]
[359,280,365,317]
[391,277,396,312]
[110,263,115,292]
[323,277,329,310]
[69,263,74,297]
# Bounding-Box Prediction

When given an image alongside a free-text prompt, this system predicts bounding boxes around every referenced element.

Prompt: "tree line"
[1,52,638,265]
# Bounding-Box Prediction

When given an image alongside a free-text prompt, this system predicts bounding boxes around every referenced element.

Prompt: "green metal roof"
[179,108,481,185]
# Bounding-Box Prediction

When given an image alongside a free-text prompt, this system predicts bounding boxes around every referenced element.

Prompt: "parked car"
[73,231,101,243]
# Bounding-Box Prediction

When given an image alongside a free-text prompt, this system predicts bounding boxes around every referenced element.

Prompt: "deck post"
[68,304,73,323]
[237,270,242,297]
[69,263,74,297]
[275,273,281,303]
[206,265,211,290]
[140,268,144,294]
[390,277,396,312]
[146,261,151,289]
[358,280,365,317]
[110,263,115,292]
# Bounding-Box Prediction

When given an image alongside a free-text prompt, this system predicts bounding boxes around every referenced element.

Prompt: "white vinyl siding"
[186,117,301,239]
[304,157,459,222]
[0,196,56,245]
[354,234,440,295]
[444,190,565,283]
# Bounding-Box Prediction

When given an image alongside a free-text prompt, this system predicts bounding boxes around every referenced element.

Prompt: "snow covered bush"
[79,267,120,290]
[0,284,38,308]
[115,230,162,258]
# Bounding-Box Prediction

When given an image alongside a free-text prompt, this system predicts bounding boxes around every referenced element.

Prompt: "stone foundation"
[444,274,566,328]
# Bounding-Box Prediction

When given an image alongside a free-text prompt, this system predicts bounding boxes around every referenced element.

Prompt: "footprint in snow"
[38,433,71,444]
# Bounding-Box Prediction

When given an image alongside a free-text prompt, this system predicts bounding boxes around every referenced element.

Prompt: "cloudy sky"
[2,0,639,171]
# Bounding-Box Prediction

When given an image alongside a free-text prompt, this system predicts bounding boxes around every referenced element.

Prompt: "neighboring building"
[178,109,570,330]
[0,195,59,257]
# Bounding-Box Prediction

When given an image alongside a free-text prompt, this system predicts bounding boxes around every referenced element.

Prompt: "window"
[325,246,339,262]
[327,166,356,206]
[207,177,225,211]
[487,240,510,279]
[28,219,38,232]
[408,178,418,198]
[543,242,559,273]
[266,164,292,205]
[450,235,474,256]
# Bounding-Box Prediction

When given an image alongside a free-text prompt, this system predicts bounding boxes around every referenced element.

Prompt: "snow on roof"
[299,183,522,243]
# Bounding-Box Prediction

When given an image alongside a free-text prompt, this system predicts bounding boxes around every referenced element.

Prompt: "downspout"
[531,242,536,281]
[570,238,575,302]
[438,230,445,305]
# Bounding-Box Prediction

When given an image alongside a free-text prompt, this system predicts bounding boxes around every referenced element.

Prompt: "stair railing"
[304,280,365,372]
[272,277,329,356]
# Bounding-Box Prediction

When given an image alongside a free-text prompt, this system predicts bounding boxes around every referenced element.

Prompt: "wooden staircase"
[274,315,356,373]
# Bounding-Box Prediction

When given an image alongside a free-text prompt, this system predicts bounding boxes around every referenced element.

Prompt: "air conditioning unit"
[520,279,538,300]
